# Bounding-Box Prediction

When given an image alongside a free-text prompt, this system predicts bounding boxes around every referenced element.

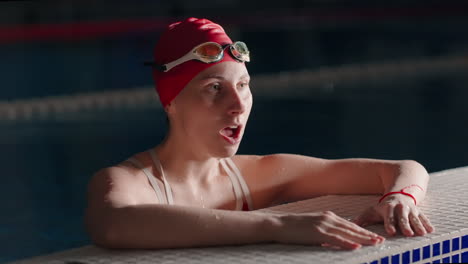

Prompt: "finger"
[419,213,435,233]
[335,219,385,243]
[384,205,397,236]
[321,242,341,250]
[395,204,414,237]
[332,226,382,245]
[409,212,426,236]
[324,233,362,250]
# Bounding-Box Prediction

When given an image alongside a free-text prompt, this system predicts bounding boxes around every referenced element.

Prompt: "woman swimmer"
[85,17,434,250]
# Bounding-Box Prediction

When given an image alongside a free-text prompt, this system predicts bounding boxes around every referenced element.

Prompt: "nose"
[227,88,247,116]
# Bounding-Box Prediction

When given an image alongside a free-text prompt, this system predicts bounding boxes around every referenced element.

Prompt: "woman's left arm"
[352,160,435,237]
[260,155,435,237]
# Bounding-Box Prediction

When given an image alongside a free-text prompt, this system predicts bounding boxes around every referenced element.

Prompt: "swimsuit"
[126,149,253,211]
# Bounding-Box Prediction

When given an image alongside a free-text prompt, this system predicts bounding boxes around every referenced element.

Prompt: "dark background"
[1,1,468,262]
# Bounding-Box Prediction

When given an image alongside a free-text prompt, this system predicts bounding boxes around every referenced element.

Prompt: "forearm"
[87,204,275,249]
[380,160,429,204]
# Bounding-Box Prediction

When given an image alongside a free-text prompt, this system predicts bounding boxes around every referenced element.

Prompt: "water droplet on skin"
[200,196,206,208]
[279,167,290,177]
[276,167,286,175]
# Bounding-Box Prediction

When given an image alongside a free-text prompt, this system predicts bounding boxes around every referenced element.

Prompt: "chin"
[213,145,240,158]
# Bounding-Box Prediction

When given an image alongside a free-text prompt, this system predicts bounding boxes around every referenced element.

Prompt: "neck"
[155,132,221,184]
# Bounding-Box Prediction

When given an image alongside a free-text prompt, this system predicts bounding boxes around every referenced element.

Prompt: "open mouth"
[219,125,242,144]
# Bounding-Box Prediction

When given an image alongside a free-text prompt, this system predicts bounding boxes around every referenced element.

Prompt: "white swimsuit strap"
[149,149,174,205]
[126,157,166,204]
[220,159,243,211]
[226,158,253,211]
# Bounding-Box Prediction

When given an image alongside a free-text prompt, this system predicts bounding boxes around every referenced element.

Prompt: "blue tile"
[381,256,389,264]
[452,237,460,251]
[413,248,421,262]
[370,261,378,264]
[462,235,468,249]
[433,243,440,256]
[442,240,450,254]
[402,251,410,264]
[423,245,431,259]
[462,252,468,263]
[452,254,459,263]
[391,254,400,264]
[442,257,451,263]
[433,260,440,264]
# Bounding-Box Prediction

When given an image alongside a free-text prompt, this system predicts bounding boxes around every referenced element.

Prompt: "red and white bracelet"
[378,184,424,205]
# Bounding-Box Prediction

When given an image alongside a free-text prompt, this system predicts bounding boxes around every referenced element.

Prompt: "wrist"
[379,192,416,204]
[259,213,283,243]
[379,189,417,205]
[379,184,424,205]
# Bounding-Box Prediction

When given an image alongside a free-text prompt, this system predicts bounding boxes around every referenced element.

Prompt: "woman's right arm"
[85,166,275,249]
[85,167,384,250]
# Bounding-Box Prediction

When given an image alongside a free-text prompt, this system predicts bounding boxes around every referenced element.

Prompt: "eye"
[238,82,249,89]
[209,83,221,92]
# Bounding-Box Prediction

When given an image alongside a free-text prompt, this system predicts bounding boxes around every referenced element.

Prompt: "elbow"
[400,160,430,181]
[85,210,123,249]
[89,224,120,249]
[401,159,428,172]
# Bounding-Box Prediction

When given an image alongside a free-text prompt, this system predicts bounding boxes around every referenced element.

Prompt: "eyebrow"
[200,74,250,81]
[200,75,224,80]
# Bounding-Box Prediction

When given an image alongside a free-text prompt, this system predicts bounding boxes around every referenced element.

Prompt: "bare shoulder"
[89,150,157,191]
[231,154,288,177]
[230,154,262,168]
[231,154,326,207]
[231,153,346,205]
[87,153,158,209]
[89,164,138,190]
[87,165,138,207]
[232,153,327,173]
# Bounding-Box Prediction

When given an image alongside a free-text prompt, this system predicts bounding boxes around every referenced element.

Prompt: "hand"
[271,211,385,250]
[353,194,435,237]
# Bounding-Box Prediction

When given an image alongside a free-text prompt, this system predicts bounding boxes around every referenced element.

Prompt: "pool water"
[1,83,468,262]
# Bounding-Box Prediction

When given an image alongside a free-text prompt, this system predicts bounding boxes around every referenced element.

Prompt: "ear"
[164,101,175,115]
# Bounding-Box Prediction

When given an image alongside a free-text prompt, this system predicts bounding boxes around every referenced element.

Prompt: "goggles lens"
[194,43,224,61]
[230,42,250,62]
[152,41,250,72]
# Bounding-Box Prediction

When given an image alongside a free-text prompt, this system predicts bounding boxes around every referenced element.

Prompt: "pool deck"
[7,166,468,264]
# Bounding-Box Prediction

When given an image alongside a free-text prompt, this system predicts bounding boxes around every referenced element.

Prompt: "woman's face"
[167,61,252,158]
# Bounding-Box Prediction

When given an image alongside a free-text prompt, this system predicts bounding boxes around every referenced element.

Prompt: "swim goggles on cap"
[145,41,250,72]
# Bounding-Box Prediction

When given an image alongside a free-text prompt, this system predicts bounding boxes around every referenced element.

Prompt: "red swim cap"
[153,17,239,107]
